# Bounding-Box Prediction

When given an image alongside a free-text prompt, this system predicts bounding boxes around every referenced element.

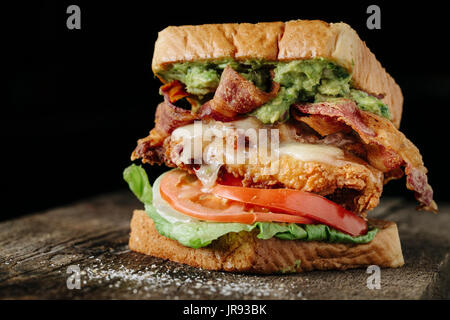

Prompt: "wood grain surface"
[0,191,449,299]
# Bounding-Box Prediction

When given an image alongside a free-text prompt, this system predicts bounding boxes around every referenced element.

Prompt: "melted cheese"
[278,142,345,165]
[279,142,378,184]
[172,121,235,187]
[170,119,373,186]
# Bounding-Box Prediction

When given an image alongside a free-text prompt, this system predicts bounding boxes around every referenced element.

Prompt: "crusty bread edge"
[151,20,403,127]
[129,209,404,273]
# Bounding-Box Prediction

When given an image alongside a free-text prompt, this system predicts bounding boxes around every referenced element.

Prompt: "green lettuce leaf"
[123,164,153,205]
[145,204,255,249]
[144,203,377,248]
[304,224,378,243]
[256,222,307,240]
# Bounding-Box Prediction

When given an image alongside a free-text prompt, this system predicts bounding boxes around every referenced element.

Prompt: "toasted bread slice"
[152,20,403,127]
[129,210,404,273]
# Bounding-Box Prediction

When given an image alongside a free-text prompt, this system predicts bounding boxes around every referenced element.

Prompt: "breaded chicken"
[163,123,384,215]
[223,155,383,215]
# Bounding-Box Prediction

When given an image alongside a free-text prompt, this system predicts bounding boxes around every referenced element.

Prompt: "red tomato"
[212,184,368,236]
[159,170,315,225]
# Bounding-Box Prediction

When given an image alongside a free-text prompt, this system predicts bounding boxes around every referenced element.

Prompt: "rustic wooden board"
[0,191,449,300]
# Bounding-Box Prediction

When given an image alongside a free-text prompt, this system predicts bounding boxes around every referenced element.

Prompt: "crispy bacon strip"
[160,80,189,103]
[295,100,376,137]
[154,100,197,135]
[294,100,437,212]
[199,66,279,121]
[131,100,197,164]
[294,114,351,136]
[406,165,435,212]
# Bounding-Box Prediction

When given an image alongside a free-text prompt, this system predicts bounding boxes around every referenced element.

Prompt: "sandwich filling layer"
[127,51,436,251]
[157,58,390,122]
[131,89,436,212]
[124,164,378,249]
[165,118,384,214]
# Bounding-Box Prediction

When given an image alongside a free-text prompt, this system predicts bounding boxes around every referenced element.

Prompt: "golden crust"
[129,210,404,273]
[222,155,384,215]
[166,124,384,215]
[152,20,403,128]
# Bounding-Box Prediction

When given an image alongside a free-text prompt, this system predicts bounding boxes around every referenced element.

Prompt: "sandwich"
[123,20,437,273]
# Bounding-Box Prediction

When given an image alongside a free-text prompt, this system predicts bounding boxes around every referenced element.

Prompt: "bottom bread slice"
[129,210,404,273]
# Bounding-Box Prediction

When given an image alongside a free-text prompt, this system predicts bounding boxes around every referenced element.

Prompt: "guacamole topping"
[157,58,390,123]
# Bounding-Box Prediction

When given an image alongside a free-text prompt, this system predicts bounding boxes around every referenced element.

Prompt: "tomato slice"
[159,170,315,225]
[218,172,244,186]
[212,184,367,236]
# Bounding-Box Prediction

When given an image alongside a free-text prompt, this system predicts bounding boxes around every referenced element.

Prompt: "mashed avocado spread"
[158,58,390,123]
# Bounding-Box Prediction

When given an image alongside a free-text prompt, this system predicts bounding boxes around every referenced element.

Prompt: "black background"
[4,0,450,221]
